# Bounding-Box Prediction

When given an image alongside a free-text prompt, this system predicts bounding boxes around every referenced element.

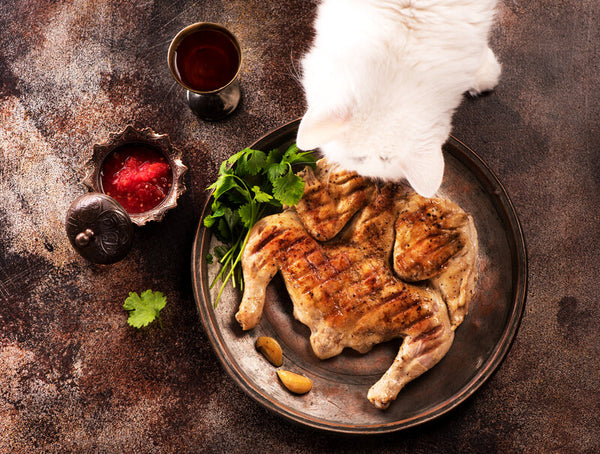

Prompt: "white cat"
[296,0,501,197]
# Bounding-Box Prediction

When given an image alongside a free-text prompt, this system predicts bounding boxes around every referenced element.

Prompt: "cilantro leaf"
[267,162,287,183]
[227,149,247,167]
[244,149,267,175]
[238,202,254,227]
[282,143,300,161]
[211,174,238,200]
[216,218,230,242]
[123,290,167,329]
[281,143,317,167]
[290,151,318,167]
[273,170,305,206]
[266,147,284,167]
[203,214,217,228]
[213,245,229,261]
[203,204,225,228]
[223,207,241,231]
[214,208,242,242]
[251,186,273,203]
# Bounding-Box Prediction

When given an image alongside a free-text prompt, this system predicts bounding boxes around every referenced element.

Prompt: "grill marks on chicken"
[237,210,454,409]
[393,194,478,328]
[294,160,374,241]
[235,161,477,409]
[393,200,466,282]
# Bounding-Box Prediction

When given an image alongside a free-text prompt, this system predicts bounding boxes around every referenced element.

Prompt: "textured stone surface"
[0,0,598,452]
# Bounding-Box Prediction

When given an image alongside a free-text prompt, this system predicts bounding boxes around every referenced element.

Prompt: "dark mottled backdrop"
[0,0,598,452]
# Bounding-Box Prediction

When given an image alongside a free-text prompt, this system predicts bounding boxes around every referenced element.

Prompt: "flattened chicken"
[235,160,477,409]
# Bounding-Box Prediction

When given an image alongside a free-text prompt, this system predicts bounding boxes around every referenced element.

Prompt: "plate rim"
[191,118,528,434]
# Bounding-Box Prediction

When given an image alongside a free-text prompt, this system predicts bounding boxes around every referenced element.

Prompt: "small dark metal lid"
[65,192,134,264]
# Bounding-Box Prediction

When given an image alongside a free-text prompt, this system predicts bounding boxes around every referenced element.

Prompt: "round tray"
[191,119,527,434]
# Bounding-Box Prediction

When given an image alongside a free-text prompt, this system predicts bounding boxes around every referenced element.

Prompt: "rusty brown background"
[1,0,598,452]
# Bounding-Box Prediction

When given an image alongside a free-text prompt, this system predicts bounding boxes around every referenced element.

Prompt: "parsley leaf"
[267,162,287,183]
[204,143,317,306]
[243,149,267,175]
[251,186,273,203]
[209,174,237,200]
[123,290,167,329]
[272,170,305,206]
[238,202,254,227]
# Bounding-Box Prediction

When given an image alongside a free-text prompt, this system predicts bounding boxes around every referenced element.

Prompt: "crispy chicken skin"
[235,160,477,409]
[294,160,374,241]
[393,193,478,328]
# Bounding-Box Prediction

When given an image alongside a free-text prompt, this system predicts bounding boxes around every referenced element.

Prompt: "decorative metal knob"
[75,228,95,247]
[65,193,134,264]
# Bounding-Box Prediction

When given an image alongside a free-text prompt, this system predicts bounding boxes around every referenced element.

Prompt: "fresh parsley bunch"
[204,143,317,306]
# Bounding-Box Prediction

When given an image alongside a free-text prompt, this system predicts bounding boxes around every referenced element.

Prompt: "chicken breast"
[235,160,477,409]
[294,159,374,241]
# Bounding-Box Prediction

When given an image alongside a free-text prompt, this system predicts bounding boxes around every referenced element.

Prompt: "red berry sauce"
[101,145,172,214]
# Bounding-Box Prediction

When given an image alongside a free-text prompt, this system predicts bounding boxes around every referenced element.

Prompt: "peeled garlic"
[255,336,283,367]
[277,370,313,394]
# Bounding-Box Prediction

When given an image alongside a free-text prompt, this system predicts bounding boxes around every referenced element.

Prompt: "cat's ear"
[403,146,445,198]
[296,107,348,150]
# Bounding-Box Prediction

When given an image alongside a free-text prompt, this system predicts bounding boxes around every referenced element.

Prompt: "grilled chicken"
[294,159,374,241]
[393,193,478,328]
[235,160,477,409]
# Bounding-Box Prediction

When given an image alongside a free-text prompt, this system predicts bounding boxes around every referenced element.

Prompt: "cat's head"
[297,106,447,197]
[296,43,452,198]
[297,83,454,197]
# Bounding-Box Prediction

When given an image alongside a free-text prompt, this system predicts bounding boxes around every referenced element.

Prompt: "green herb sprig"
[204,143,317,307]
[123,289,167,329]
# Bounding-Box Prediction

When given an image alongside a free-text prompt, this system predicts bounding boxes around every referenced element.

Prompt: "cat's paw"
[468,47,501,96]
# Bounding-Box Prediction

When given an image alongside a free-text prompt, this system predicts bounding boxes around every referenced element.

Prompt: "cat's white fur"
[297,0,501,197]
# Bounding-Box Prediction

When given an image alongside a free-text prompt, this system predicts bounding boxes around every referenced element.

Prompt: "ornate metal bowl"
[83,125,187,226]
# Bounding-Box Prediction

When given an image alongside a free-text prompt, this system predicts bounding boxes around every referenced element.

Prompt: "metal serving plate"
[191,119,527,434]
